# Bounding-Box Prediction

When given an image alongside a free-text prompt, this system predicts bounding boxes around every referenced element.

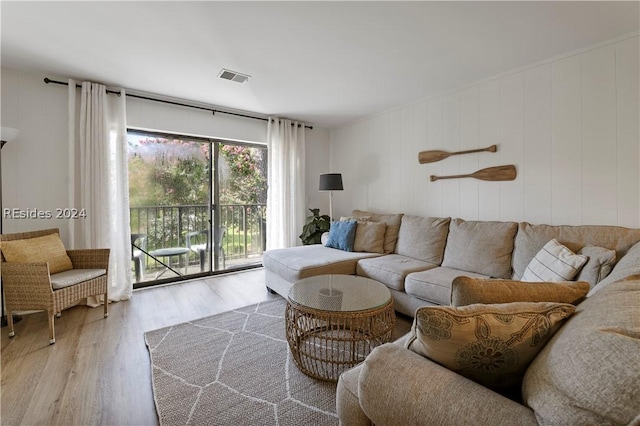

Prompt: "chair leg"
[8,309,15,337]
[104,292,109,318]
[199,249,206,272]
[48,311,56,345]
[134,258,142,282]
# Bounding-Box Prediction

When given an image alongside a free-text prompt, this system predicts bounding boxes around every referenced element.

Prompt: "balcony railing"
[130,203,266,264]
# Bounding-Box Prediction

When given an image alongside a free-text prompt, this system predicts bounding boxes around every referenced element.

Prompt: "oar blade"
[418,150,450,164]
[471,165,517,181]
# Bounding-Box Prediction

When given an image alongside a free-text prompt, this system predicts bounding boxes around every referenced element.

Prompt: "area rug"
[144,299,339,425]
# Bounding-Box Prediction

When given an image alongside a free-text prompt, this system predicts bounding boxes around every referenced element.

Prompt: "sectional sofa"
[263,209,640,316]
[263,210,640,425]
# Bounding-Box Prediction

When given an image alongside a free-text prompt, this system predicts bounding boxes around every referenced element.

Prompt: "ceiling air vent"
[218,69,250,84]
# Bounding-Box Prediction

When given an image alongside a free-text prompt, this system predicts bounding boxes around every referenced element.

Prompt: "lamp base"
[1,314,22,328]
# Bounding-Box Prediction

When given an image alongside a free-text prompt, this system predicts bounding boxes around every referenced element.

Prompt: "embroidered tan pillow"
[406,302,576,394]
[451,277,590,307]
[1,233,73,274]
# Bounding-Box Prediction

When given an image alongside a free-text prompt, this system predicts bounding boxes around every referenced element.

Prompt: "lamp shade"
[319,173,343,191]
[1,127,19,143]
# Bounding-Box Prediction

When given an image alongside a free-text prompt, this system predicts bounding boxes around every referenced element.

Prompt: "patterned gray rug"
[144,298,339,425]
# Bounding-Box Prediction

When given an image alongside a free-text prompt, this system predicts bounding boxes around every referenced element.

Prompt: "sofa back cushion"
[441,219,517,278]
[352,210,403,254]
[522,278,640,425]
[511,222,640,281]
[395,216,450,264]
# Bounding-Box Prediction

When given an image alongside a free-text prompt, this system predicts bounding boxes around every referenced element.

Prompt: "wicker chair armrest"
[66,249,110,270]
[1,262,53,297]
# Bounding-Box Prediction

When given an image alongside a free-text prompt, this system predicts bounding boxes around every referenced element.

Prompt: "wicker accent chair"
[0,228,109,344]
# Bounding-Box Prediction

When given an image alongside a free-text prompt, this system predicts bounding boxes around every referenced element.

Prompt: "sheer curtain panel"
[266,118,306,249]
[68,80,132,304]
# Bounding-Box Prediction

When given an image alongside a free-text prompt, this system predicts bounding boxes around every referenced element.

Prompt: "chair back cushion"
[1,233,73,274]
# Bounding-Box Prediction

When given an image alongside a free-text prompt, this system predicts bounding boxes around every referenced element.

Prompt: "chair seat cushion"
[50,269,106,290]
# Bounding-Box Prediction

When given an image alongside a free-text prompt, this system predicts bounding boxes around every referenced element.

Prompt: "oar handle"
[451,145,497,157]
[430,174,469,181]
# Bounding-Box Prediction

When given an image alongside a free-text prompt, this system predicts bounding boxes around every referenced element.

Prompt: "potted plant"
[299,208,331,245]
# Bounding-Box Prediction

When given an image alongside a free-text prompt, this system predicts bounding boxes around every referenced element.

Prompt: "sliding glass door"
[127,130,266,288]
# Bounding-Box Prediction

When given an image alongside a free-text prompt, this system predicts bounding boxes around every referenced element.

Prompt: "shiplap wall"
[331,36,639,228]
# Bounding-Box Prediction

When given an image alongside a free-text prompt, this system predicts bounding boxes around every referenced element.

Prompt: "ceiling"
[2,1,638,129]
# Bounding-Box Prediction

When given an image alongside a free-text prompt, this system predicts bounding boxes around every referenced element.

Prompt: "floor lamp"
[319,173,343,221]
[1,126,22,327]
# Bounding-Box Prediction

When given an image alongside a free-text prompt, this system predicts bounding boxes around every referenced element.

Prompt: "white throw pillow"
[522,239,588,282]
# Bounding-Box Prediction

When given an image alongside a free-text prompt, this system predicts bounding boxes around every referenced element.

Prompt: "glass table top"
[288,275,391,313]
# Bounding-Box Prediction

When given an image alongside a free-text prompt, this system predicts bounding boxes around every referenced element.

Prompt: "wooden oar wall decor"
[418,144,497,164]
[430,165,517,182]
[418,144,516,182]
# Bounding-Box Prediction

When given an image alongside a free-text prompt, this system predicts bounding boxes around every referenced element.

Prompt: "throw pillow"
[352,210,403,254]
[1,232,73,274]
[352,221,386,253]
[575,246,616,289]
[521,239,587,282]
[406,302,576,395]
[324,220,357,252]
[451,277,590,307]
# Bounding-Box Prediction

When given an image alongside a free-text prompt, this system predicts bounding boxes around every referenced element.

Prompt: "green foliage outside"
[128,135,267,258]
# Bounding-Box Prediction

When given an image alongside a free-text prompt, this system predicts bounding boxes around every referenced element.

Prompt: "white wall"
[1,67,331,241]
[331,35,640,228]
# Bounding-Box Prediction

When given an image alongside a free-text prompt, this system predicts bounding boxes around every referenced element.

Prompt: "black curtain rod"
[44,78,313,130]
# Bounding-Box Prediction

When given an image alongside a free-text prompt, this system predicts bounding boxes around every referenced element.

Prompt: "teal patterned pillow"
[325,220,357,252]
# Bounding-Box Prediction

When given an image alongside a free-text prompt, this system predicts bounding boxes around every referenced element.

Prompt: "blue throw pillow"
[325,220,357,252]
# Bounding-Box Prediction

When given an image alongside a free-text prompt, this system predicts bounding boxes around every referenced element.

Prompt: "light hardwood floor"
[1,269,412,425]
[1,269,280,425]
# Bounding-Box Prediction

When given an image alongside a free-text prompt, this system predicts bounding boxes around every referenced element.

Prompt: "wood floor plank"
[1,269,412,425]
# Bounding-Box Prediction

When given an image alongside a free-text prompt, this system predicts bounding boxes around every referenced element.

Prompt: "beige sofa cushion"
[358,343,538,426]
[575,245,616,289]
[441,219,517,278]
[523,278,640,425]
[589,241,640,295]
[404,267,488,306]
[1,233,73,274]
[356,254,436,291]
[451,277,590,307]
[353,221,386,253]
[395,216,450,264]
[262,245,380,283]
[511,222,640,280]
[406,302,575,396]
[352,210,403,254]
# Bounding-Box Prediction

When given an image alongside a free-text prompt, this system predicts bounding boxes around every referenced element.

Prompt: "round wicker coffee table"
[286,274,395,381]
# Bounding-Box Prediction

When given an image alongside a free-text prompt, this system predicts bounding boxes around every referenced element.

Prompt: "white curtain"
[266,118,306,249]
[68,80,132,304]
